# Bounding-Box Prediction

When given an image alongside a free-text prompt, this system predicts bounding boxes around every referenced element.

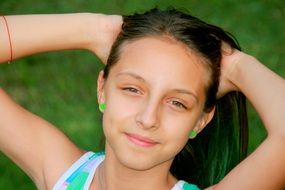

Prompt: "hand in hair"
[87,14,122,64]
[217,43,255,98]
[214,41,285,190]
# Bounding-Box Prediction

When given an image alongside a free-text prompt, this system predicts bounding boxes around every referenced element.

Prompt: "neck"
[94,145,177,190]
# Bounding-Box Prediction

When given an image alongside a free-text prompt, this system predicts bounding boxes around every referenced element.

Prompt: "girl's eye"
[171,100,187,110]
[122,87,140,94]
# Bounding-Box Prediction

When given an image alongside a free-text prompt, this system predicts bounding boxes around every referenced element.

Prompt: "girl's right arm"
[0,13,122,64]
[0,13,122,189]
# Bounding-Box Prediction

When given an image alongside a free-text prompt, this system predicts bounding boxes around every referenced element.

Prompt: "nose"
[135,100,160,130]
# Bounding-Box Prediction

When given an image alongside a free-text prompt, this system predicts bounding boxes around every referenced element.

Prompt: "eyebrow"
[116,72,198,102]
[116,72,146,82]
[171,89,198,103]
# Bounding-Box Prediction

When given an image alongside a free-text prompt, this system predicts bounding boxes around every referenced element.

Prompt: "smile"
[125,133,158,147]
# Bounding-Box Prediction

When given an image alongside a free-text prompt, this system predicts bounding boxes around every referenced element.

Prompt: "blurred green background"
[0,0,284,189]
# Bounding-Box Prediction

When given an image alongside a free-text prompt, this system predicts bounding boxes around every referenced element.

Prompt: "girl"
[0,8,284,190]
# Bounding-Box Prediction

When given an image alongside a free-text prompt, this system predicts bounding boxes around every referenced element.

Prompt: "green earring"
[99,103,106,112]
[189,130,197,139]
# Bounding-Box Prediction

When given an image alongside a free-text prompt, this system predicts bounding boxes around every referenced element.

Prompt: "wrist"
[228,53,258,91]
[82,13,122,62]
[71,13,97,50]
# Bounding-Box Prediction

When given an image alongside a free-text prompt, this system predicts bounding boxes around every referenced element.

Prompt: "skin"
[0,13,121,189]
[0,13,284,190]
[95,37,215,189]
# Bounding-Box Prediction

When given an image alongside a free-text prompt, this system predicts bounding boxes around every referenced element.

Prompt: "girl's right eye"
[122,87,141,94]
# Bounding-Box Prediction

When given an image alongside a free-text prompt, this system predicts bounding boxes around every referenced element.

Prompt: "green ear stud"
[189,130,197,139]
[99,103,106,112]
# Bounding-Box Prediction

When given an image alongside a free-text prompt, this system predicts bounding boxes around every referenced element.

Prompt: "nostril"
[135,112,159,129]
[135,99,161,129]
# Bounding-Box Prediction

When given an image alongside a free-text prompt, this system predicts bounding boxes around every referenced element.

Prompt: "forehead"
[108,37,209,96]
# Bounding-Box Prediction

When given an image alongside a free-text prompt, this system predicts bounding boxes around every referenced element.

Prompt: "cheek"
[163,116,194,140]
[157,116,196,157]
[102,88,142,133]
[162,111,202,145]
[106,93,141,119]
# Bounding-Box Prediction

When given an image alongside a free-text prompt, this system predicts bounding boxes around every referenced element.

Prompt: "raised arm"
[0,13,122,189]
[0,13,122,64]
[213,49,285,189]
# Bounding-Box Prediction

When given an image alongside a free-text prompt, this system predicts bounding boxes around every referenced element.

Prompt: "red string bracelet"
[2,15,13,64]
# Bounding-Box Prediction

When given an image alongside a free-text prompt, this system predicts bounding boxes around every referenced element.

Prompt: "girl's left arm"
[214,50,285,189]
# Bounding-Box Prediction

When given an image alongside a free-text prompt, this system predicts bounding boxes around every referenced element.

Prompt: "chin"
[119,153,161,171]
[105,130,175,171]
[115,146,173,172]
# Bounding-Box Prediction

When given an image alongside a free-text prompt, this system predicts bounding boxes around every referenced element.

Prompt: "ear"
[97,70,106,104]
[193,107,216,134]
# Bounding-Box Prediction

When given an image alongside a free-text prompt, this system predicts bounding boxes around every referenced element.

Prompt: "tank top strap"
[172,180,201,190]
[52,151,105,190]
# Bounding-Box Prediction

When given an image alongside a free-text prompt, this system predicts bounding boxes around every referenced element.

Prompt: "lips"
[125,133,158,147]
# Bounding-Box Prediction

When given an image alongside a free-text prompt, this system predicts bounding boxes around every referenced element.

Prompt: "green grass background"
[0,0,284,189]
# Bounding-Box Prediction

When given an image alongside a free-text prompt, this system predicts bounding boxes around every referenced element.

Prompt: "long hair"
[104,8,248,188]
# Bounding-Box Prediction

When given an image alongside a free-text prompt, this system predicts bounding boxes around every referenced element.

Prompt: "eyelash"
[170,100,187,110]
[122,87,141,94]
[122,87,188,110]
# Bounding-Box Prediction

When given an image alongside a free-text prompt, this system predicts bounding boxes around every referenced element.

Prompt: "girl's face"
[98,37,214,171]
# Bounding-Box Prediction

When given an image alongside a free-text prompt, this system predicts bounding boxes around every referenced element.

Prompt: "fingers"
[221,41,234,55]
[217,42,242,98]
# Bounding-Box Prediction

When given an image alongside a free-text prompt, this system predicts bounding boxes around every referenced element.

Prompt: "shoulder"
[50,151,105,190]
[43,147,85,190]
[0,89,86,190]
